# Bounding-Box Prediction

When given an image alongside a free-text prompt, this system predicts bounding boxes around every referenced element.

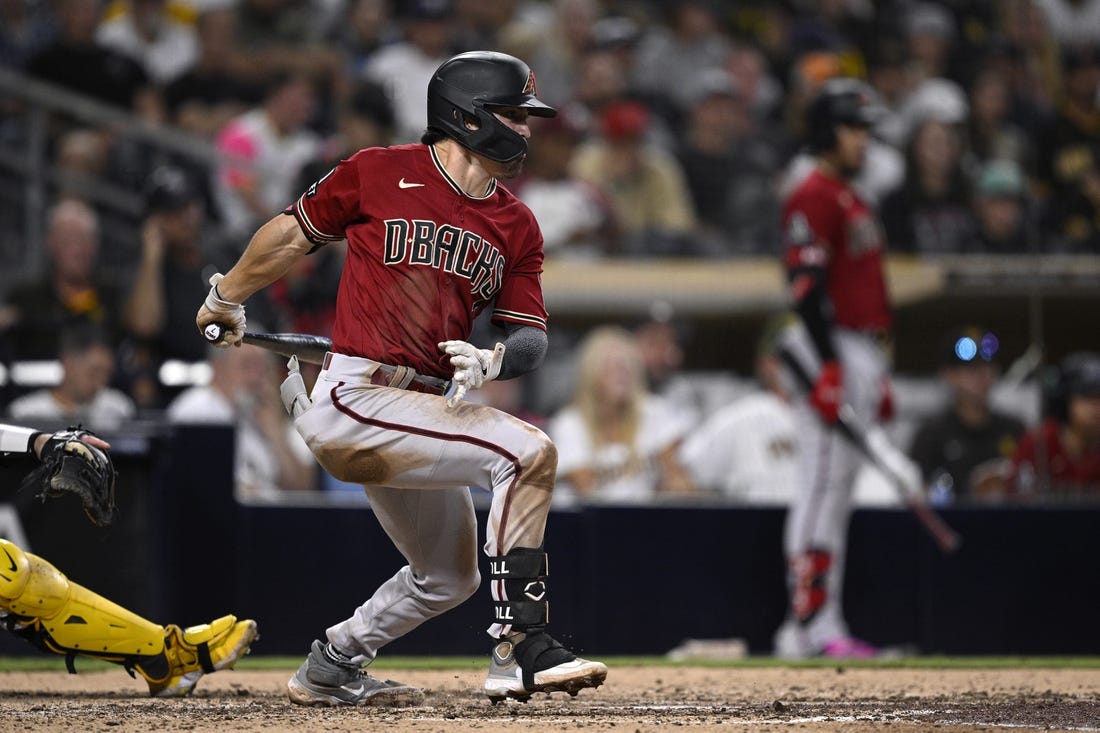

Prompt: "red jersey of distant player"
[782,169,891,332]
[1010,419,1100,495]
[288,143,548,379]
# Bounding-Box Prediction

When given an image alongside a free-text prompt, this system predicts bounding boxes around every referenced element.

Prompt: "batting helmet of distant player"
[805,77,882,153]
[426,51,557,163]
[1044,352,1100,422]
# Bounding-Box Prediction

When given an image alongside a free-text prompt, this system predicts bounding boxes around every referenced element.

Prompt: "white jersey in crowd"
[166,386,312,501]
[215,108,321,237]
[549,395,692,503]
[679,390,798,504]
[7,388,136,431]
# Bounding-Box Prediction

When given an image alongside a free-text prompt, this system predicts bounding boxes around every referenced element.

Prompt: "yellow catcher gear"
[0,539,257,696]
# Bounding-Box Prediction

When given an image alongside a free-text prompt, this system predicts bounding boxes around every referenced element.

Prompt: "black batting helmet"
[426,51,557,163]
[1044,352,1100,421]
[805,77,881,153]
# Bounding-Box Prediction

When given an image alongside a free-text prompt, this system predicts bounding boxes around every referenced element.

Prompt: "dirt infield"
[1,665,1098,732]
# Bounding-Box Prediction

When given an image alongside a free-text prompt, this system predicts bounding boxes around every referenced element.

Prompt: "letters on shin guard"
[489,548,548,629]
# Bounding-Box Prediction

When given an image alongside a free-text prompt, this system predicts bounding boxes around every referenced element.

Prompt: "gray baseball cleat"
[484,631,607,703]
[287,640,424,707]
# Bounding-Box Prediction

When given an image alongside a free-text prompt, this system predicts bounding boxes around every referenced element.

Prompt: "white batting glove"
[196,273,246,347]
[438,340,505,408]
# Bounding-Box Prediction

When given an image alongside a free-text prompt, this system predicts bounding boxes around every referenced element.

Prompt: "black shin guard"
[489,548,549,631]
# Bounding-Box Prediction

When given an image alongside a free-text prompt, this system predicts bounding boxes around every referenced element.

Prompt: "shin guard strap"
[197,642,214,673]
[514,632,576,689]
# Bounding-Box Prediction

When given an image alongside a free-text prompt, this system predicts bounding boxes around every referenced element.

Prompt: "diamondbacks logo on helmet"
[523,70,537,96]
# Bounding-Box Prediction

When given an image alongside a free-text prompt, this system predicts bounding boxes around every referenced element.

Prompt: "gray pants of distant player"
[774,325,889,656]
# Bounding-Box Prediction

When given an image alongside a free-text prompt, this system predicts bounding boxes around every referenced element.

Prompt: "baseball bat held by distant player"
[778,348,962,554]
[202,323,332,365]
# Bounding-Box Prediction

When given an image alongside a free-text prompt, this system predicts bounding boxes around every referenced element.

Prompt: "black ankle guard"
[490,548,549,630]
[514,632,576,689]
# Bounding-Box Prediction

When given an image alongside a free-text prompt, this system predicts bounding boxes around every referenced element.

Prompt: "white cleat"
[484,634,608,703]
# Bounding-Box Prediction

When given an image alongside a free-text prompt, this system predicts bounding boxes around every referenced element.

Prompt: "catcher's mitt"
[21,427,117,526]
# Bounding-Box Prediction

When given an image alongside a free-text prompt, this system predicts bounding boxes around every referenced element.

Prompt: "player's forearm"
[215,214,314,303]
[122,252,166,337]
[790,268,837,362]
[497,324,547,380]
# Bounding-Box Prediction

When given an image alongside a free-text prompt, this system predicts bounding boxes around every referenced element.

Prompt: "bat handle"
[203,322,227,343]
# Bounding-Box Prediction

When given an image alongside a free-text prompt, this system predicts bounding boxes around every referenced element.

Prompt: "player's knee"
[518,429,557,493]
[0,538,32,605]
[415,565,480,612]
[0,540,69,618]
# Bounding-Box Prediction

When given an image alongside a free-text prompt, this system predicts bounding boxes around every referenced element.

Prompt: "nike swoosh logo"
[2,546,15,572]
[398,178,425,189]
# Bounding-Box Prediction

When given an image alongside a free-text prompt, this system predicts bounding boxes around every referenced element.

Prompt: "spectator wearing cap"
[907,327,1026,503]
[571,98,698,256]
[121,166,271,408]
[970,159,1031,254]
[1009,352,1100,498]
[903,1,957,84]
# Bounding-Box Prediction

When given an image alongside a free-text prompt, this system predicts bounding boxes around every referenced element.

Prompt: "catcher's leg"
[0,539,257,696]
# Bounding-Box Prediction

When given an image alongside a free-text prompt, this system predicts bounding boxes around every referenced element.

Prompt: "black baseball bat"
[203,323,332,365]
[778,348,962,554]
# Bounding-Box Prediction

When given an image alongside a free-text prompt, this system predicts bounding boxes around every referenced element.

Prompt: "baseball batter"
[196,51,607,706]
[0,424,257,696]
[774,78,893,659]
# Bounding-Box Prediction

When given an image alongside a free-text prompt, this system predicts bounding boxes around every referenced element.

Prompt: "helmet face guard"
[427,51,557,163]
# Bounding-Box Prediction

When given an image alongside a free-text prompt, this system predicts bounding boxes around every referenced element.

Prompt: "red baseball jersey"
[1011,419,1100,495]
[782,169,891,332]
[289,143,548,379]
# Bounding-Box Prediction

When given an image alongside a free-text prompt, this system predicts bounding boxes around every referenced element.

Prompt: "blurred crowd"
[0,0,1099,500]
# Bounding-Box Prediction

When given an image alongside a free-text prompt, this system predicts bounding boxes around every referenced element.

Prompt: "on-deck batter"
[774,78,894,659]
[195,50,607,706]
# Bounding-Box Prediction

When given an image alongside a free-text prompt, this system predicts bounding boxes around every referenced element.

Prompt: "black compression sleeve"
[792,267,837,363]
[497,324,548,380]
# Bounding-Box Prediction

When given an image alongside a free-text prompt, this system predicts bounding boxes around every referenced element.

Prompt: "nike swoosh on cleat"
[398,178,425,188]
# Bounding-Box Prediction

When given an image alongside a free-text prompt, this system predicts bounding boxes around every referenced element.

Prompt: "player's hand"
[809,360,842,424]
[438,340,505,408]
[197,273,246,347]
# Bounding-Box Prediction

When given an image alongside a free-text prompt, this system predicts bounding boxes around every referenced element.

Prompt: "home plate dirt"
[1,666,1097,732]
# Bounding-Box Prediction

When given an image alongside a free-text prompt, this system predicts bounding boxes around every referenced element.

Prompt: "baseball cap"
[145,165,199,213]
[685,68,740,107]
[1061,352,1100,397]
[600,99,650,140]
[941,326,1000,367]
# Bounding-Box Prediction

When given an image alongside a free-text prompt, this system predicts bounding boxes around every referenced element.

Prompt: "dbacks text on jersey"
[383,218,505,305]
